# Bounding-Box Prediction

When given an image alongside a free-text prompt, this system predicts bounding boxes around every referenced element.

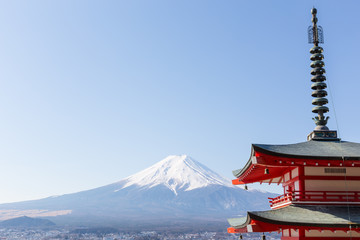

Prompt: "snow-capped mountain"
[118,155,234,194]
[0,155,275,229]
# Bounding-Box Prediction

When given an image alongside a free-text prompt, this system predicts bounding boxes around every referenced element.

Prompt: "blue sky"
[0,1,360,203]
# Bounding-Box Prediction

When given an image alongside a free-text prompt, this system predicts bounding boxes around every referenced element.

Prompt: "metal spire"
[308,7,329,131]
[306,8,339,141]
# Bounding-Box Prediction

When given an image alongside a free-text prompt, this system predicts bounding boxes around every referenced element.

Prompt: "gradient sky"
[0,0,360,203]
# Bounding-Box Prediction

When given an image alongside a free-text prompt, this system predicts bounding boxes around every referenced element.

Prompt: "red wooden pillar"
[298,166,305,200]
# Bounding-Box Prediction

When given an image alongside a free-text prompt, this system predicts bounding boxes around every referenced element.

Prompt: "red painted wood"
[269,190,360,208]
[254,151,359,167]
[298,167,304,193]
[281,238,360,240]
[299,228,305,238]
[227,227,243,233]
[236,165,293,184]
[232,179,245,185]
[282,238,360,240]
[283,176,300,187]
[234,150,359,185]
[230,150,360,238]
[228,219,358,235]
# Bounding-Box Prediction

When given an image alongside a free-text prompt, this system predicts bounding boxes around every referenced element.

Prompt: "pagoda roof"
[228,204,360,232]
[253,140,360,160]
[232,140,360,182]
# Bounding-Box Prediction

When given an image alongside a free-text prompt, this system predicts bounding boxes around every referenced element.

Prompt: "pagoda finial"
[308,7,329,131]
[306,8,338,141]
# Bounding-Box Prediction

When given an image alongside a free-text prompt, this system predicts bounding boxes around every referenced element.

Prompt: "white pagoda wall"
[304,167,360,192]
[305,180,360,191]
[305,166,360,176]
[305,230,360,237]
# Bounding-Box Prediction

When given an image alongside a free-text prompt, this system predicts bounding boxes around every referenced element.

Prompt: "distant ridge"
[0,155,275,230]
[0,216,55,228]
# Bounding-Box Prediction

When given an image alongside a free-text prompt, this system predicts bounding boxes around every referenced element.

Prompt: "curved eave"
[227,216,250,232]
[232,164,289,185]
[232,145,292,184]
[232,146,256,179]
[228,205,360,233]
[228,211,284,233]
[232,141,360,184]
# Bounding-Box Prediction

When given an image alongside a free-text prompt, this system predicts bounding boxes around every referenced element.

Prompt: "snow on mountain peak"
[118,155,234,194]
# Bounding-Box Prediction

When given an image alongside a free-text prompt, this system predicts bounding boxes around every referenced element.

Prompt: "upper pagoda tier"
[232,140,360,185]
[227,7,360,239]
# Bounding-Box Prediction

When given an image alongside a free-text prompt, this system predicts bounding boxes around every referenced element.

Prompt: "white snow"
[116,155,235,194]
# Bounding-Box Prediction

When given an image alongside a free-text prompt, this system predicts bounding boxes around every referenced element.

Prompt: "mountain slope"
[0,155,274,228]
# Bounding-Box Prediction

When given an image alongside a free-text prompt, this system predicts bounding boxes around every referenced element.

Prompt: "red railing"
[268,193,293,208]
[269,191,360,208]
[293,190,360,202]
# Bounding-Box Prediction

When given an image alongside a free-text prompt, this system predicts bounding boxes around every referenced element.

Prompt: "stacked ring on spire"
[310,46,329,114]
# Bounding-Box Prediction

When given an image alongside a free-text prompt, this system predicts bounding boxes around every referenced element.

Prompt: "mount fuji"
[0,155,274,230]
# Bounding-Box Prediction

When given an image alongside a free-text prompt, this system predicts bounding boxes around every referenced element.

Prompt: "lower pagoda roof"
[228,204,360,233]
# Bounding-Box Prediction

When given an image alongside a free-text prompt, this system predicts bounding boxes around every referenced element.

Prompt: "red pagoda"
[227,8,360,240]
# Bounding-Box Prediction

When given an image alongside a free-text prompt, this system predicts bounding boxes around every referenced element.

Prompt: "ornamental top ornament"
[306,8,339,141]
[308,7,329,131]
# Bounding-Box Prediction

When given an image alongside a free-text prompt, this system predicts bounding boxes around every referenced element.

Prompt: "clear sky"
[0,0,360,203]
